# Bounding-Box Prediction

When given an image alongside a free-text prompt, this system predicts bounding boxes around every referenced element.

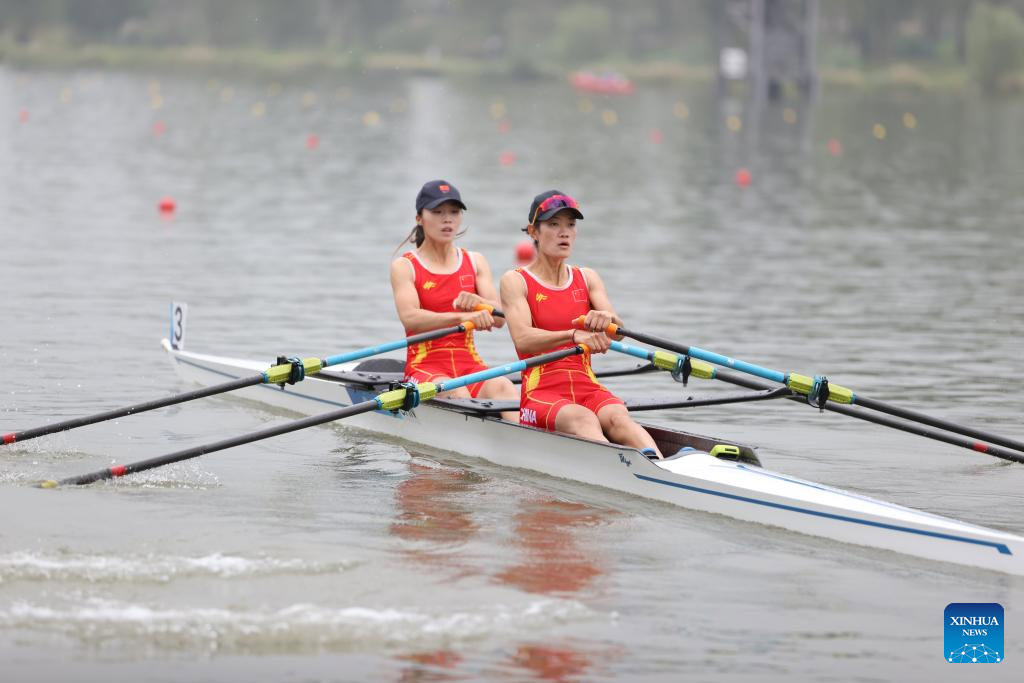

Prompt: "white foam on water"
[0,551,357,583]
[0,597,601,653]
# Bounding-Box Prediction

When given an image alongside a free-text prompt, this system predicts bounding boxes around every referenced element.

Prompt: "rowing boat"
[162,338,1024,576]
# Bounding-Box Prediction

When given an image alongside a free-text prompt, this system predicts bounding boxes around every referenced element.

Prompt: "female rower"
[499,190,661,455]
[390,179,519,421]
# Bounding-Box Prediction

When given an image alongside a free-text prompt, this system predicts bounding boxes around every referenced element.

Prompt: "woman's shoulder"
[499,267,527,289]
[390,253,417,275]
[464,248,488,263]
[576,265,601,288]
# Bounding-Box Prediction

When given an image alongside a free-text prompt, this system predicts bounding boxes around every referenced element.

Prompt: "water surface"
[2,66,1023,681]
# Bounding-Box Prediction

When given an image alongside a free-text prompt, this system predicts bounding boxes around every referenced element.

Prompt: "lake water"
[2,65,1023,681]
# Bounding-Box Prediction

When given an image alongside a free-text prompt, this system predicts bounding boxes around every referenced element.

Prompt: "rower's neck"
[416,240,459,270]
[529,255,569,287]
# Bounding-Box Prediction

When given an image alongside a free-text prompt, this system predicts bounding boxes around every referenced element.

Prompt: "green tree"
[966,1,1024,92]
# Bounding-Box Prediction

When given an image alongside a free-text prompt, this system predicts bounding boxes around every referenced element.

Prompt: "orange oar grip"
[570,315,617,336]
[462,320,477,331]
[577,342,591,354]
[474,303,495,313]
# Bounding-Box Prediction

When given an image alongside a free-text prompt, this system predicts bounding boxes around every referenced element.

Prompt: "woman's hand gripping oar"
[37,343,589,488]
[3,321,485,448]
[574,316,1024,465]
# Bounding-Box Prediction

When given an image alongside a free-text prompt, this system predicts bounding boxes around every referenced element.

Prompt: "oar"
[704,364,1024,466]
[590,320,1024,455]
[38,343,587,488]
[3,322,482,447]
[603,334,1024,465]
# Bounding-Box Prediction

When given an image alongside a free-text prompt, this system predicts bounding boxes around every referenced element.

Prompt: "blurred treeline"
[3,0,1024,90]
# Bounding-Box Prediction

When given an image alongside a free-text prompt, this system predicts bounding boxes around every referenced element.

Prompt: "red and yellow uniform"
[515,266,623,430]
[403,248,488,397]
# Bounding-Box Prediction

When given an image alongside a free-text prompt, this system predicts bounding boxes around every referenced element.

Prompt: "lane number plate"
[170,301,188,350]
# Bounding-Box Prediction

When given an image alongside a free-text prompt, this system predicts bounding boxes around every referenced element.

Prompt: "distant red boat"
[570,71,635,95]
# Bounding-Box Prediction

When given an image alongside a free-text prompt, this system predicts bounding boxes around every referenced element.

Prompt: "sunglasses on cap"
[531,194,580,225]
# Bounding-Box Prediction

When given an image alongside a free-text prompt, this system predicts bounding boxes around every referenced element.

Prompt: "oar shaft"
[8,322,484,447]
[626,388,791,411]
[852,395,1024,455]
[605,339,1024,464]
[52,399,381,486]
[46,344,588,488]
[611,326,1024,459]
[2,375,264,446]
[436,346,578,393]
[709,367,1024,465]
[617,327,786,383]
[323,322,473,367]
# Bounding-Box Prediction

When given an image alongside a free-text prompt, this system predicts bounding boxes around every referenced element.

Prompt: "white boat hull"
[162,340,1024,576]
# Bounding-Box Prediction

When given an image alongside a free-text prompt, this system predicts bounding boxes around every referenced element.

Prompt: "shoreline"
[3,40,1019,94]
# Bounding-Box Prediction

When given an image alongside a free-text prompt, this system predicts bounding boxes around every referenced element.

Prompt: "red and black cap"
[528,190,583,225]
[416,180,467,212]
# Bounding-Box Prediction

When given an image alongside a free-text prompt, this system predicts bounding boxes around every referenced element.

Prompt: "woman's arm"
[453,251,506,328]
[579,267,624,338]
[390,258,493,333]
[500,269,599,355]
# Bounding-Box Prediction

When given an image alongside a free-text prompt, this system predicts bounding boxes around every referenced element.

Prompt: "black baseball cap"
[527,190,584,225]
[415,180,467,212]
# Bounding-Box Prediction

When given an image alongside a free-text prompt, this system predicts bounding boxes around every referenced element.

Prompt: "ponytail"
[392,223,425,257]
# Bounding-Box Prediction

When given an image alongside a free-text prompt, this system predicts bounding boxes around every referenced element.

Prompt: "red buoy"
[498,120,510,134]
[152,121,166,136]
[516,240,536,266]
[499,151,517,166]
[19,109,29,123]
[828,138,843,156]
[648,128,663,144]
[306,134,319,150]
[158,196,176,213]
[734,168,751,188]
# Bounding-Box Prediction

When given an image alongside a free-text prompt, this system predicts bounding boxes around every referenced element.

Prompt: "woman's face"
[417,202,463,243]
[528,210,577,259]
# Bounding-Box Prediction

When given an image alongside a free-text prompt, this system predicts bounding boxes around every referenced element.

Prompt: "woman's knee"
[480,376,518,400]
[599,406,634,433]
[556,406,603,438]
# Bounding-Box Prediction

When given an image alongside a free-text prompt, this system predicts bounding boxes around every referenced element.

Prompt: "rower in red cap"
[391,180,519,420]
[500,190,662,455]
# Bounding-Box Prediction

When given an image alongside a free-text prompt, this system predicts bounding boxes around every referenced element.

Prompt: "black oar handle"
[3,375,264,447]
[46,398,381,487]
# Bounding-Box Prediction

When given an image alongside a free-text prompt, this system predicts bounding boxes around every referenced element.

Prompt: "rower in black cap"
[390,180,519,420]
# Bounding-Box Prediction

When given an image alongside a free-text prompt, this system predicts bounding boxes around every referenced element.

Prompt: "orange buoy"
[158,196,176,213]
[734,168,751,188]
[515,240,536,265]
[19,108,29,123]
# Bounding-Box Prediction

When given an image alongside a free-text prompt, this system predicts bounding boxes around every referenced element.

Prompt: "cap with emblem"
[416,180,467,212]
